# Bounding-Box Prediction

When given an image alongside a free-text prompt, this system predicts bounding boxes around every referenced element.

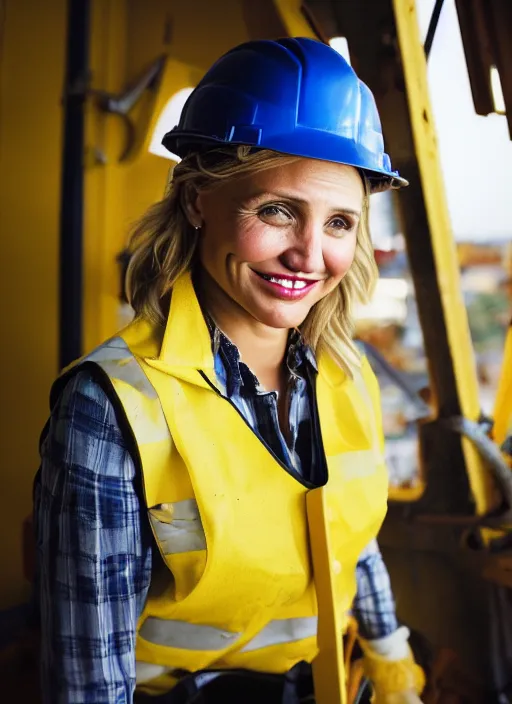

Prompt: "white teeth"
[269,277,292,288]
[268,277,308,289]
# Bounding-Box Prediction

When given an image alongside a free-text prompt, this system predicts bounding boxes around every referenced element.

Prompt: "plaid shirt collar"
[203,311,317,398]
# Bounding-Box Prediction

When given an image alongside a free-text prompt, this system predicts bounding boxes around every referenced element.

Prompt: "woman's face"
[193,157,364,330]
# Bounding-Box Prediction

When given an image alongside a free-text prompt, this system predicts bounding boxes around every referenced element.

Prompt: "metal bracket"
[95,55,166,162]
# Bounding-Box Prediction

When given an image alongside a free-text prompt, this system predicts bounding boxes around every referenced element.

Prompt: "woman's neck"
[196,269,289,392]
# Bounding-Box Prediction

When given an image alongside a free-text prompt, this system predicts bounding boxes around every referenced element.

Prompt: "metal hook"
[96,55,166,162]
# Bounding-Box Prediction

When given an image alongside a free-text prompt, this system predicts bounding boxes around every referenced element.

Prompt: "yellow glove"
[359,626,426,704]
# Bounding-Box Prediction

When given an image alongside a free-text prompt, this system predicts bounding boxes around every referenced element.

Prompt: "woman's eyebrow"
[241,190,362,217]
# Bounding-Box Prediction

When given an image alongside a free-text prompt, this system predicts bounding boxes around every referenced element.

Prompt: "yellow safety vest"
[59,272,389,696]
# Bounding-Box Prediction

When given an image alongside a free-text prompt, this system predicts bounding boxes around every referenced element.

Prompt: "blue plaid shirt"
[34,328,398,704]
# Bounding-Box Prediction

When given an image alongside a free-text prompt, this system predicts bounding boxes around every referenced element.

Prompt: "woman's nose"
[279,222,325,274]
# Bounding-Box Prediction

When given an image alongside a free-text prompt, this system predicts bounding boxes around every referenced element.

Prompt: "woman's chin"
[251,304,310,331]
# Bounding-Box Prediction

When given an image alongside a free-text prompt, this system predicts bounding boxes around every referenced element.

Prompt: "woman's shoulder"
[53,366,116,419]
[45,366,135,463]
[37,367,142,529]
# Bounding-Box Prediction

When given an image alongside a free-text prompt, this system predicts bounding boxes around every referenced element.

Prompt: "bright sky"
[416,0,512,241]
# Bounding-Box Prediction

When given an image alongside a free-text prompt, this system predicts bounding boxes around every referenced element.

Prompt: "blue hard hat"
[162,37,407,191]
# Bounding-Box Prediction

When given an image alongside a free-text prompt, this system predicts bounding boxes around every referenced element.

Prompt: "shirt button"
[332,560,342,575]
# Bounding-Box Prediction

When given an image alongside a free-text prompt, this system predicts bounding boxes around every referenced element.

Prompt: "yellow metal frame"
[389,484,425,503]
[273,0,316,37]
[392,0,498,515]
[493,323,512,451]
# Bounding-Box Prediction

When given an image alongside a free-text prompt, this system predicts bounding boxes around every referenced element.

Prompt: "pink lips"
[252,269,320,301]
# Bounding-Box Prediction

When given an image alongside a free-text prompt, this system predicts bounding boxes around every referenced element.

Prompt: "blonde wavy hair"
[126,146,378,377]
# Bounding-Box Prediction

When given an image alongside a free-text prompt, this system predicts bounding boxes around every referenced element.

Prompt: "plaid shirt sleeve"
[352,539,399,640]
[34,369,153,704]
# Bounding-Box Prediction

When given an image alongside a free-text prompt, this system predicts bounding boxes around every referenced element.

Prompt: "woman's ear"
[183,187,204,230]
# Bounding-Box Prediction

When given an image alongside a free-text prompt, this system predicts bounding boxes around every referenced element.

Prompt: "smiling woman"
[193,159,364,328]
[128,148,375,382]
[34,37,424,704]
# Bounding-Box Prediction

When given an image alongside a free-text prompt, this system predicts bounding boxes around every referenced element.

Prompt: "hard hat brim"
[162,128,408,192]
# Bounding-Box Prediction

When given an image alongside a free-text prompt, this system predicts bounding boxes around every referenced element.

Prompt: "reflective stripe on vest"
[241,616,318,652]
[138,616,318,653]
[136,662,174,684]
[85,337,168,442]
[334,449,380,480]
[139,618,241,650]
[149,499,206,554]
[84,338,208,556]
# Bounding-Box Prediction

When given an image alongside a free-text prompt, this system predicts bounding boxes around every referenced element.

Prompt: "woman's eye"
[259,205,292,222]
[328,216,353,232]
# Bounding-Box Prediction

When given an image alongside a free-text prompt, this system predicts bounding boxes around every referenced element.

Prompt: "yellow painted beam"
[273,0,317,38]
[493,323,512,451]
[392,0,497,514]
